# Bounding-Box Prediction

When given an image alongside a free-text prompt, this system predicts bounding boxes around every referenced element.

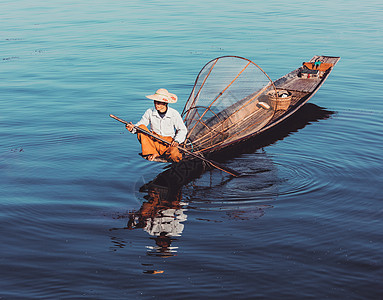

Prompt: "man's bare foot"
[147,154,159,161]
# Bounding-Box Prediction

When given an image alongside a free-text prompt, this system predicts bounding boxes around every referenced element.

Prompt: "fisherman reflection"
[127,184,187,257]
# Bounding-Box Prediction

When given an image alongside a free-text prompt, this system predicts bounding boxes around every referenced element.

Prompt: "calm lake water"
[1,0,382,298]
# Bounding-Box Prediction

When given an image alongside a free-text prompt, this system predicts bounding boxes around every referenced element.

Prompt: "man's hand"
[171,141,179,147]
[125,122,134,132]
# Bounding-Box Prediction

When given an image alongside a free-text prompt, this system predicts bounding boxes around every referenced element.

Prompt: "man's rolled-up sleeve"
[173,112,188,144]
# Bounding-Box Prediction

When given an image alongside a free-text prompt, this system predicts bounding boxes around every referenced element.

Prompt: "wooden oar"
[109,114,241,177]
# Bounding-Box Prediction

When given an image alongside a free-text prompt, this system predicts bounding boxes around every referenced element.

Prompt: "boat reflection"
[110,103,335,257]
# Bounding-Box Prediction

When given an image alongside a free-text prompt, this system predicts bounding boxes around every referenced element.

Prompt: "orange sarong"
[137,125,182,162]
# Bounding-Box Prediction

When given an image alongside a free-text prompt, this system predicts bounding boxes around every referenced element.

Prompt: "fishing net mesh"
[182,56,277,153]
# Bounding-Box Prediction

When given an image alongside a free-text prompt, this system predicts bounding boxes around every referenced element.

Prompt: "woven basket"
[267,89,292,111]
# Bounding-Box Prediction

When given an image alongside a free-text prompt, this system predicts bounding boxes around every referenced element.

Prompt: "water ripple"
[274,153,345,197]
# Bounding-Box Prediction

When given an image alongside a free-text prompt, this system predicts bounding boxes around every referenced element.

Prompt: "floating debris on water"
[143,270,164,275]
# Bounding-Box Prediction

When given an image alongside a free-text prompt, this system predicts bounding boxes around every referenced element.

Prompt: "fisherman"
[125,88,187,162]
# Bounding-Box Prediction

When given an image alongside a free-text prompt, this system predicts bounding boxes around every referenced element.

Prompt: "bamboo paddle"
[109,114,240,177]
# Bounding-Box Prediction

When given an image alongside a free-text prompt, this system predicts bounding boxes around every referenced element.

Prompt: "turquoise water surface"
[1,0,382,298]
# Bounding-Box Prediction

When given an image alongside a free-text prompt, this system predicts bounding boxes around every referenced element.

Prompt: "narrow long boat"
[181,55,340,157]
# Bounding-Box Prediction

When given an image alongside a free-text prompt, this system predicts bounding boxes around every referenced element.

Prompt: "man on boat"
[125,88,187,162]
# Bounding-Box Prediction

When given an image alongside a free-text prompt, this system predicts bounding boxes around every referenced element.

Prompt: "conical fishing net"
[182,56,277,154]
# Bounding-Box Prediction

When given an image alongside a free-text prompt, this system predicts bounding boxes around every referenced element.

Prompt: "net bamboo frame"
[182,56,277,154]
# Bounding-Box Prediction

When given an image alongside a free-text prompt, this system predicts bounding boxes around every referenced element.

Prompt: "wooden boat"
[181,55,340,157]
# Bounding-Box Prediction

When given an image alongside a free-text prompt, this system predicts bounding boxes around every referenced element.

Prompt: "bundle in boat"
[299,61,334,79]
[181,56,278,154]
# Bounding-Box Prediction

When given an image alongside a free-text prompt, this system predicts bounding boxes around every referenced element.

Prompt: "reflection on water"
[110,159,204,257]
[128,186,187,257]
[110,103,335,258]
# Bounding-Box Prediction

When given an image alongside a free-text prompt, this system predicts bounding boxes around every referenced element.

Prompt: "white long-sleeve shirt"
[134,107,188,143]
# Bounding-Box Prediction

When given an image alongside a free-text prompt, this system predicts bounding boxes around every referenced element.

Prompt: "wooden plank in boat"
[278,77,321,93]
